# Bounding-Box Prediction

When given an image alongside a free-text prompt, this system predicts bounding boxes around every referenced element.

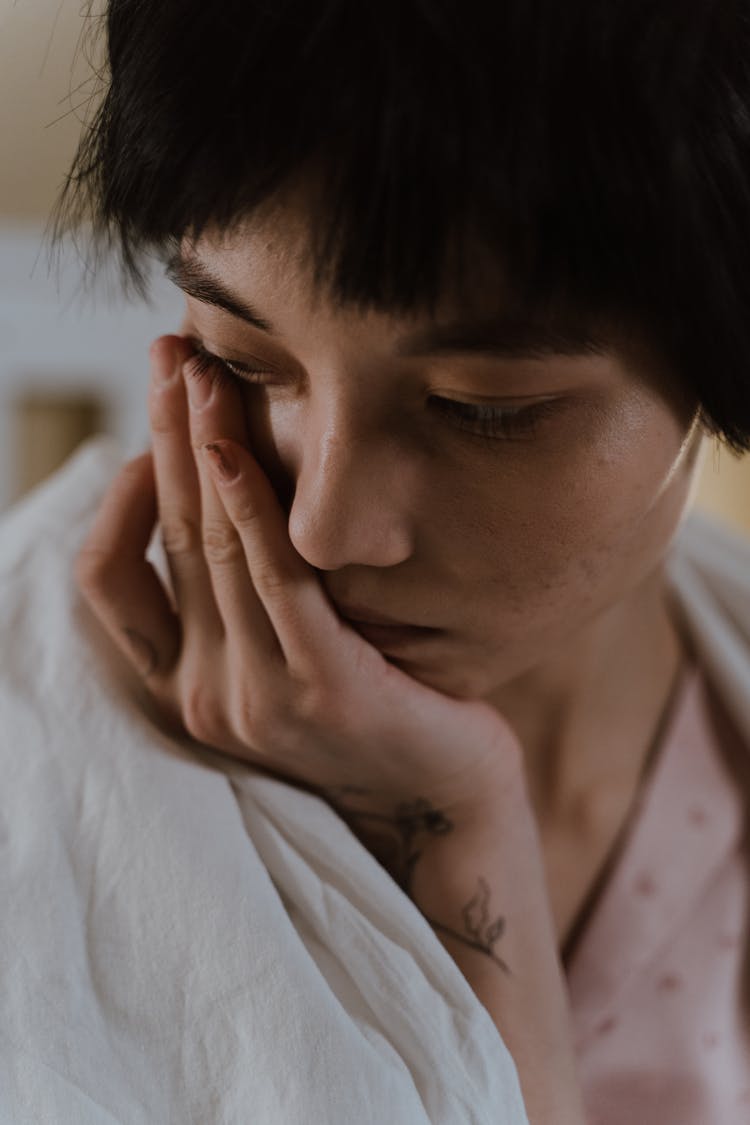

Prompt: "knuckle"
[160,511,202,557]
[228,676,325,773]
[289,674,326,723]
[233,683,283,747]
[275,671,336,736]
[181,683,226,745]
[240,705,273,749]
[231,499,263,532]
[202,521,243,566]
[253,560,292,600]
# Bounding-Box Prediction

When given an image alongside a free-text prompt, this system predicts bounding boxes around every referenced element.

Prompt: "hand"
[76,335,585,1118]
[75,334,523,882]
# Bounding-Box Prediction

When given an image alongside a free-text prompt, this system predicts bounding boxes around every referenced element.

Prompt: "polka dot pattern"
[565,667,750,1125]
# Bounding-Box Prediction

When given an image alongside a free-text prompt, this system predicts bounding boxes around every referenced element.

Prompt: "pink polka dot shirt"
[566,664,750,1124]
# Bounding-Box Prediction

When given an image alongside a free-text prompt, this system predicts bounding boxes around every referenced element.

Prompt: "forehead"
[180,197,618,362]
[190,212,508,323]
[187,170,582,322]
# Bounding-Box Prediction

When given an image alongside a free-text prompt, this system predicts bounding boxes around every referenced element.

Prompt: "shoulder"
[666,509,750,757]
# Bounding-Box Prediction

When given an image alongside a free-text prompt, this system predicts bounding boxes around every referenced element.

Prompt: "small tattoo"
[393,798,453,892]
[312,789,509,973]
[395,799,453,838]
[313,789,453,892]
[428,877,510,974]
[462,877,508,964]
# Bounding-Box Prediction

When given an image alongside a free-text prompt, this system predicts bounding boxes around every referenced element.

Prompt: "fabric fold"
[0,435,528,1124]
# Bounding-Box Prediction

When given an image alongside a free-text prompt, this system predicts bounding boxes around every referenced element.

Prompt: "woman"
[20,0,750,1121]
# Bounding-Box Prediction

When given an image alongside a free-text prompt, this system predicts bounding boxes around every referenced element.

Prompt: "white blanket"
[0,438,529,1124]
[1,438,749,1125]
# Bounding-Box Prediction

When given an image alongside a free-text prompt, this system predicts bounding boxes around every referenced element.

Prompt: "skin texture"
[77,320,589,1122]
[176,207,703,875]
[175,206,706,942]
[74,198,709,1122]
[181,221,702,688]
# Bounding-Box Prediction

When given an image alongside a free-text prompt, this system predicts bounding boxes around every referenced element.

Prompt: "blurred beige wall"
[694,438,749,535]
[0,0,100,219]
[1,0,749,535]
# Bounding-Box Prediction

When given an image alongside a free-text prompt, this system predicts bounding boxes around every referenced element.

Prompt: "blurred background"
[0,0,748,530]
[0,0,181,512]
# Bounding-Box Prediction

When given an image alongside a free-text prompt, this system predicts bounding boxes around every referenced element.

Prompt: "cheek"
[241,392,301,509]
[442,396,697,628]
[543,398,695,569]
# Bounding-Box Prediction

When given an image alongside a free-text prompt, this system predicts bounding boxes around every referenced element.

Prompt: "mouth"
[334,602,442,650]
[334,602,424,628]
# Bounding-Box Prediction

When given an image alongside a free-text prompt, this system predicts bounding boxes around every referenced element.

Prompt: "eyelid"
[430,395,562,441]
[222,357,271,378]
[189,339,275,379]
[431,396,559,414]
[192,336,567,416]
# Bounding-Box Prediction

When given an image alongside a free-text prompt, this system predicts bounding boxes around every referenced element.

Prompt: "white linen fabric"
[2,438,749,1125]
[0,436,529,1125]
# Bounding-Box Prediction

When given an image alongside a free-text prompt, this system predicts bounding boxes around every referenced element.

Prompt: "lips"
[344,621,440,651]
[332,602,442,652]
[334,602,432,629]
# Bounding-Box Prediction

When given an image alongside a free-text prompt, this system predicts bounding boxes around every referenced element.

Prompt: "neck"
[488,567,688,827]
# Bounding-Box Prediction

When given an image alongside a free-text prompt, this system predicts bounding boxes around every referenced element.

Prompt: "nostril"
[283,440,415,569]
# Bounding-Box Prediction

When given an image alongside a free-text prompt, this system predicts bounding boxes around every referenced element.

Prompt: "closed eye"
[187,342,272,386]
[428,395,561,440]
[188,341,561,441]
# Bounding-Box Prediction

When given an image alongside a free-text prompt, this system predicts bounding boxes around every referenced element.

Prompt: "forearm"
[406,773,586,1125]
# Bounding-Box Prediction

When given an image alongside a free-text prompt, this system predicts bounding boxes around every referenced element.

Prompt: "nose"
[286,412,415,571]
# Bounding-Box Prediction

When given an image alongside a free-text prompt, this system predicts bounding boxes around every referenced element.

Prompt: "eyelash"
[189,345,265,384]
[188,344,557,442]
[427,396,557,440]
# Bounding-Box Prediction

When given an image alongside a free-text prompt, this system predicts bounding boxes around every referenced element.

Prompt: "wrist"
[405,752,555,968]
[403,777,586,1125]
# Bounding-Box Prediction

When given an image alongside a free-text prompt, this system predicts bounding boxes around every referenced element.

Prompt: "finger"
[148,335,223,641]
[183,354,284,663]
[200,437,341,670]
[75,451,182,681]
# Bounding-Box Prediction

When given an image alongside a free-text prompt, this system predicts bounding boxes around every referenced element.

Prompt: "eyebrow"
[165,252,274,334]
[165,251,609,359]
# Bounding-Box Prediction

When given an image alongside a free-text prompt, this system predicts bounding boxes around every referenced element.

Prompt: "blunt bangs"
[56,0,750,451]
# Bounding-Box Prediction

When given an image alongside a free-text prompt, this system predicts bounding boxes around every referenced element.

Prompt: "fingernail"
[203,441,240,482]
[187,366,214,411]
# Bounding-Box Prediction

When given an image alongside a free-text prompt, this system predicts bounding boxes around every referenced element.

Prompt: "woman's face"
[174,209,703,701]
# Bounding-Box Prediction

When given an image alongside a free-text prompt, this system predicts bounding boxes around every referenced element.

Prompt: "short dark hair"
[56,0,750,452]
